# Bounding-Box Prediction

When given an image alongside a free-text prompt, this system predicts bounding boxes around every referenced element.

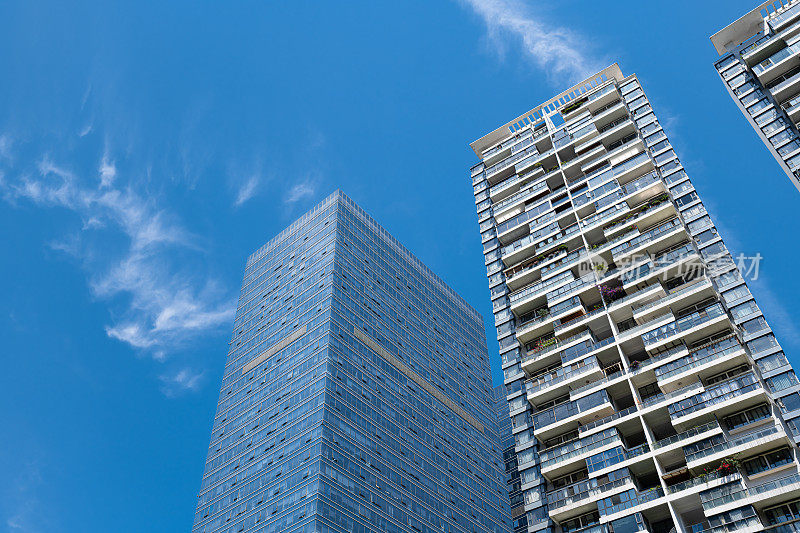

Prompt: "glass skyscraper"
[711,0,800,192]
[470,64,800,533]
[193,191,512,533]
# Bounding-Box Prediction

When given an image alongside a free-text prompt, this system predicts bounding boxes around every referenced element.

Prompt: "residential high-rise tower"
[470,64,800,533]
[192,191,511,533]
[711,0,800,192]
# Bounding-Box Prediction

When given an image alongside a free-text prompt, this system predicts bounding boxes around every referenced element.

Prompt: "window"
[723,403,770,431]
[748,334,778,355]
[758,351,789,373]
[766,371,799,393]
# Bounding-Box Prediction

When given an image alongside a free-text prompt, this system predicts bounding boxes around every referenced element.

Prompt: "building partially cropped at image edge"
[711,0,800,192]
[470,63,800,533]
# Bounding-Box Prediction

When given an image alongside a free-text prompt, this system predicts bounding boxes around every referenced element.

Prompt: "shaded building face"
[193,191,512,533]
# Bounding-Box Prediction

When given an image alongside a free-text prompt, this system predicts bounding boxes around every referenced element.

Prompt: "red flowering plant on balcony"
[696,455,740,479]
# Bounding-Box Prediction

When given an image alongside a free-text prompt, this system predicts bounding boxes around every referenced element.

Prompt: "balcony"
[532,389,614,437]
[546,274,596,306]
[669,373,766,427]
[651,420,722,452]
[632,276,713,322]
[540,427,621,475]
[753,39,800,83]
[547,476,634,520]
[611,218,684,261]
[654,336,746,392]
[599,486,665,519]
[493,179,550,216]
[525,355,603,398]
[522,329,590,364]
[701,473,800,514]
[503,223,581,268]
[641,302,727,350]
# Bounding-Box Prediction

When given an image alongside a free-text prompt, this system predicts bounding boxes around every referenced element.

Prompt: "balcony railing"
[652,420,720,450]
[493,179,549,213]
[485,145,539,179]
[526,356,600,397]
[753,41,800,75]
[580,405,637,434]
[641,303,725,346]
[523,329,594,363]
[611,218,682,258]
[654,336,741,382]
[632,277,709,315]
[532,389,610,430]
[701,473,800,511]
[540,428,620,470]
[684,425,780,463]
[548,476,632,511]
[511,275,572,309]
[666,469,734,494]
[670,373,761,422]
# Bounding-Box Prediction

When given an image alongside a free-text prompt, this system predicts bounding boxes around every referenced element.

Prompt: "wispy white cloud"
[459,0,601,84]
[4,461,45,533]
[284,178,316,205]
[159,367,204,397]
[98,152,116,188]
[233,175,259,207]
[0,144,235,366]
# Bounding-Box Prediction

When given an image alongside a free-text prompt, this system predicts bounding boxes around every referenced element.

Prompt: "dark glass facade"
[193,191,512,533]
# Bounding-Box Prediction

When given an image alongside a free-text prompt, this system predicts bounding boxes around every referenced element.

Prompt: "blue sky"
[2,0,800,531]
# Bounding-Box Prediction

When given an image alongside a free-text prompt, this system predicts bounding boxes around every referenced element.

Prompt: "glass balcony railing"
[540,428,619,469]
[509,270,573,305]
[485,145,539,179]
[632,277,709,315]
[580,405,637,434]
[611,218,682,258]
[670,373,763,424]
[532,389,610,430]
[667,469,734,494]
[497,200,552,235]
[652,420,720,450]
[753,40,800,75]
[701,474,800,511]
[562,335,616,364]
[630,344,687,374]
[523,329,594,362]
[493,179,549,213]
[654,336,742,382]
[581,203,629,228]
[546,273,595,303]
[548,476,632,511]
[526,356,600,397]
[540,248,586,277]
[621,170,661,197]
[618,312,675,340]
[554,306,605,332]
[641,303,725,346]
